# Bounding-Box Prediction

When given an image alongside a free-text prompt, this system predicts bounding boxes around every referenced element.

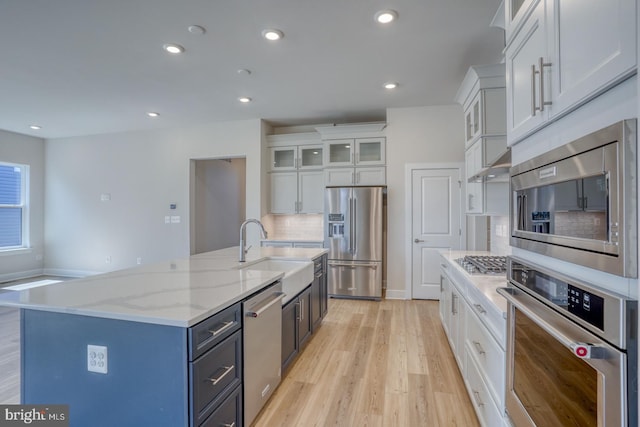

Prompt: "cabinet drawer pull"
[208,321,236,337]
[473,340,486,355]
[222,423,235,427]
[472,390,484,406]
[208,365,234,385]
[473,303,487,314]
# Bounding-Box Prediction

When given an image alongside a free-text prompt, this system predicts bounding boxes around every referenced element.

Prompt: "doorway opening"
[190,158,246,255]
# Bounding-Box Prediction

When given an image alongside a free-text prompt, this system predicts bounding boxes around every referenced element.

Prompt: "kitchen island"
[0,246,328,427]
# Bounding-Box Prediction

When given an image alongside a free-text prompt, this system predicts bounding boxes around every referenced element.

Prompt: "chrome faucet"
[239,219,268,262]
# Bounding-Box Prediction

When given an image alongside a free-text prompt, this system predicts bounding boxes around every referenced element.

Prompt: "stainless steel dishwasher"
[243,281,285,426]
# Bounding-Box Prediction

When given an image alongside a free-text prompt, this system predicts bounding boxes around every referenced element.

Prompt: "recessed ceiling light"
[238,97,252,103]
[262,29,284,41]
[29,125,41,130]
[384,82,399,89]
[188,25,206,35]
[146,112,160,118]
[163,43,185,54]
[375,9,398,24]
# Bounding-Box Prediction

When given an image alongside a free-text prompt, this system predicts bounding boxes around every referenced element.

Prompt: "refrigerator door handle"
[352,199,357,255]
[349,197,354,255]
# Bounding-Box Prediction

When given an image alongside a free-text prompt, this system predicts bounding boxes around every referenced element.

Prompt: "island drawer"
[189,302,241,360]
[200,384,242,427]
[190,330,242,426]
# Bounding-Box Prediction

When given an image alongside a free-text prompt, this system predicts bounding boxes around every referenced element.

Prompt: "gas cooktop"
[456,255,507,275]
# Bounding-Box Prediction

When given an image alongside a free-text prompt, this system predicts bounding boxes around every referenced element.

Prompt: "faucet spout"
[239,219,268,262]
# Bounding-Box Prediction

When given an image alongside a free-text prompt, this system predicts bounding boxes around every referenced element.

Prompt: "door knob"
[414,238,425,243]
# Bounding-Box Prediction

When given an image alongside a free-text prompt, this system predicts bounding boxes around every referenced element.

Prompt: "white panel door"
[412,168,462,299]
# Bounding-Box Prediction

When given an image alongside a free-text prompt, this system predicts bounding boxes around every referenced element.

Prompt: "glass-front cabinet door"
[269,147,297,171]
[355,138,385,166]
[298,145,323,169]
[324,139,354,166]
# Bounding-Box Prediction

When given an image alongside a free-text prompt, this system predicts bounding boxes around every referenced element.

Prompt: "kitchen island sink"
[237,259,314,304]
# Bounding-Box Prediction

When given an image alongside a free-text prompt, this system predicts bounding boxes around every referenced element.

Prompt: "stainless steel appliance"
[325,186,384,299]
[498,257,637,427]
[243,282,285,426]
[510,119,637,277]
[456,255,507,274]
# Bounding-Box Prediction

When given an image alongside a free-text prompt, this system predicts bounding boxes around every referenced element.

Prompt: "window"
[0,162,28,249]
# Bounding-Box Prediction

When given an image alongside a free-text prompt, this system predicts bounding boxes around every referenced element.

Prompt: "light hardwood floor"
[0,296,479,425]
[254,298,479,427]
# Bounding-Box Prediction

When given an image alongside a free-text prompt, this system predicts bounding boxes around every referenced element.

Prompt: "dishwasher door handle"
[245,292,285,318]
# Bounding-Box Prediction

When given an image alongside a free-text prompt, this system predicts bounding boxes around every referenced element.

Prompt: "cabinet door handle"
[208,321,236,337]
[468,193,474,210]
[472,390,484,407]
[538,57,552,112]
[208,365,234,385]
[473,340,486,355]
[531,64,537,116]
[473,303,487,314]
[451,293,458,314]
[222,423,236,427]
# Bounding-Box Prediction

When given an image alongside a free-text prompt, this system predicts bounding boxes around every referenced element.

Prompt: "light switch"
[170,216,181,223]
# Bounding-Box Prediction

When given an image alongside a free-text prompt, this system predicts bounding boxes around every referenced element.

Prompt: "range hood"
[468,148,511,182]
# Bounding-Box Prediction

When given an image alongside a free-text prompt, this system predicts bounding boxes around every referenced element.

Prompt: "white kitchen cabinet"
[269,170,324,214]
[465,137,509,216]
[324,138,386,167]
[466,137,507,178]
[464,90,507,146]
[439,255,508,426]
[268,145,323,171]
[505,0,637,145]
[439,271,466,372]
[324,166,386,186]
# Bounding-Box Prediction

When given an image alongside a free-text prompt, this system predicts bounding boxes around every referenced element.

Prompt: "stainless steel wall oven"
[510,120,637,277]
[498,257,637,427]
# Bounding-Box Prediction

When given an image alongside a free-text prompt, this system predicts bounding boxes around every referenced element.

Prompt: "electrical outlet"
[136,257,142,265]
[87,344,108,374]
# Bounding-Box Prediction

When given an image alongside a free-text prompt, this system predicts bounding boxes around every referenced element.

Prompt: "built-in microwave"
[510,120,637,278]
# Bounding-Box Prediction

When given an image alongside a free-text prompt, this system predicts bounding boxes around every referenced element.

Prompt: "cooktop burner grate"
[456,255,507,274]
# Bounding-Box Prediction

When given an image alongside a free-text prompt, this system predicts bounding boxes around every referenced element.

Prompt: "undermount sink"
[239,259,314,300]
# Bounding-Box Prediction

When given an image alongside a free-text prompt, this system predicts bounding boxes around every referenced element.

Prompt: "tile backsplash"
[260,214,324,240]
[490,215,511,255]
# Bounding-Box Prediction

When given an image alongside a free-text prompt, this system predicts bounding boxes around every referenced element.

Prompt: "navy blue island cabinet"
[21,302,243,427]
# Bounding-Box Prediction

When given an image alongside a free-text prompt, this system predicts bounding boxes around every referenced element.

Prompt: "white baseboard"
[0,269,44,284]
[42,268,99,278]
[384,289,408,300]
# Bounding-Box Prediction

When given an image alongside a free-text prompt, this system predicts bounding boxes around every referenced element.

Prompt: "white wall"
[44,119,263,275]
[0,130,45,281]
[192,158,246,254]
[385,105,464,298]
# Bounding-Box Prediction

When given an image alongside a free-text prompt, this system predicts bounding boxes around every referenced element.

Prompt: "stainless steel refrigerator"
[325,186,384,299]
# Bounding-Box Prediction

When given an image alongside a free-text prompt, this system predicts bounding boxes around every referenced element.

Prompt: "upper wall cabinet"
[324,138,386,167]
[505,0,637,145]
[315,123,387,186]
[455,64,507,150]
[268,145,323,171]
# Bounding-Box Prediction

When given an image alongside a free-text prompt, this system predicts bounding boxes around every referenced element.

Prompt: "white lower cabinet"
[464,345,505,427]
[439,272,466,371]
[439,259,508,426]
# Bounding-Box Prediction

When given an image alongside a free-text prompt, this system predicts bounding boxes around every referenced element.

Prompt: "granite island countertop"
[0,246,328,327]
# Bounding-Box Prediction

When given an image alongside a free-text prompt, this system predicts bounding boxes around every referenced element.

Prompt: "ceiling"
[0,0,505,139]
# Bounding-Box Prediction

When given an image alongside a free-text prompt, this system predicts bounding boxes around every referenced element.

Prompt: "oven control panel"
[510,261,605,331]
[568,285,604,330]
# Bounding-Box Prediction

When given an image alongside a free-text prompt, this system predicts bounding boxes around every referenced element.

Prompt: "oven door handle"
[497,287,608,360]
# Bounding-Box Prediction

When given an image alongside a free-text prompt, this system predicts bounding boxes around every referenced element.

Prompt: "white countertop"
[440,250,509,316]
[0,246,328,327]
